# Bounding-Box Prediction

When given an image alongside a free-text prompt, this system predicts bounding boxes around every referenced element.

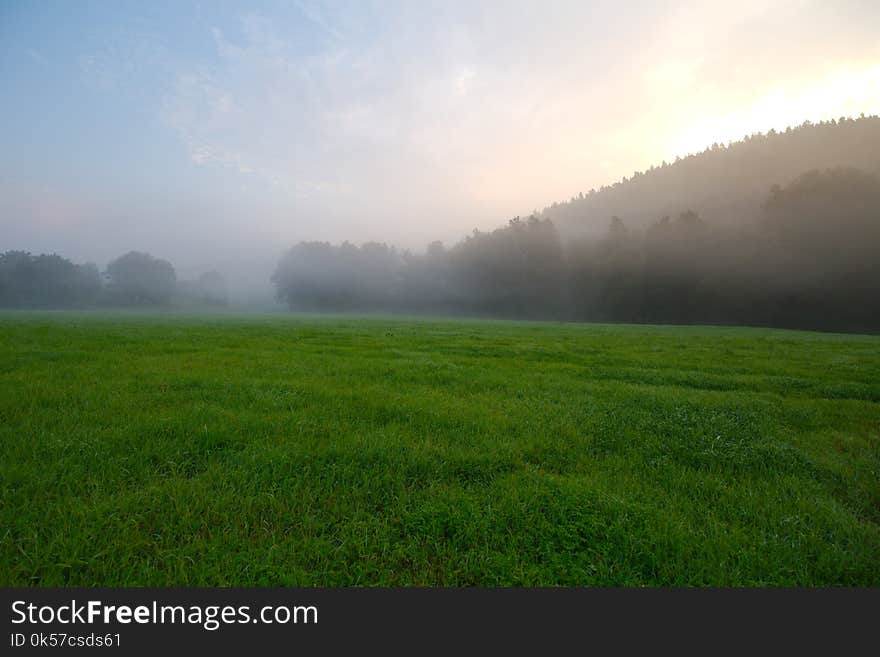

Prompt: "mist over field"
[2,0,880,326]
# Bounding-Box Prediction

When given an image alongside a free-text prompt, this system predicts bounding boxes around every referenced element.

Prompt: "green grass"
[1,310,878,586]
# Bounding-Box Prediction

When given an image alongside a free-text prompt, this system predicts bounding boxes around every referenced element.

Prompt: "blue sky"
[2,1,879,292]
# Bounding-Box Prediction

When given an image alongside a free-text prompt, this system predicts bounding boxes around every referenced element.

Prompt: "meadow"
[1,311,878,586]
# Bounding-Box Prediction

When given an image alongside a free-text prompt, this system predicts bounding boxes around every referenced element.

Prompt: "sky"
[2,0,879,295]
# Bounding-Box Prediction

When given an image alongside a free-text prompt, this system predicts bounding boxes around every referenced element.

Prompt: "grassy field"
[1,311,878,586]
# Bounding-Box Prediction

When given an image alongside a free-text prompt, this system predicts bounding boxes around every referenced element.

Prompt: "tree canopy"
[0,251,100,308]
[104,251,177,305]
[273,166,880,332]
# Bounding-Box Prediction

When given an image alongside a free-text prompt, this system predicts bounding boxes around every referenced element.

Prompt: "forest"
[542,114,880,239]
[270,117,880,332]
[4,117,879,332]
[273,161,880,332]
[0,250,228,308]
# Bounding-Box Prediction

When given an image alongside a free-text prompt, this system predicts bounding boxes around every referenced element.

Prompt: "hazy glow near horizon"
[666,63,880,159]
[1,0,879,288]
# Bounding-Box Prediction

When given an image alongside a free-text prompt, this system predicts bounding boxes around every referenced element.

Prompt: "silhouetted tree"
[272,241,401,311]
[104,251,177,305]
[0,251,100,308]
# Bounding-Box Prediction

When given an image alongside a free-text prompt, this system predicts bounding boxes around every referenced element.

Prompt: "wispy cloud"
[7,0,880,263]
[294,0,344,41]
[24,47,48,65]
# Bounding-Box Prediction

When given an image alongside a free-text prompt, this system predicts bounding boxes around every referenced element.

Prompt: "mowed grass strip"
[1,311,878,586]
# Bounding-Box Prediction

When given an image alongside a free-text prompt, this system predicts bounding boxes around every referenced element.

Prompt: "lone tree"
[105,251,177,305]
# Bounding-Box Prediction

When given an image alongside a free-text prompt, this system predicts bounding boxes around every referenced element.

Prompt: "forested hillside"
[541,115,880,238]
[4,118,878,332]
[272,125,880,333]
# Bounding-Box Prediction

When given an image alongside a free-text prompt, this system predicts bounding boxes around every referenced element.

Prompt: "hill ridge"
[540,114,880,238]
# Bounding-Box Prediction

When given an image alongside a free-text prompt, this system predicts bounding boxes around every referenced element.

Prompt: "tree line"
[273,166,880,333]
[542,114,880,240]
[0,250,228,308]
[4,165,877,332]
